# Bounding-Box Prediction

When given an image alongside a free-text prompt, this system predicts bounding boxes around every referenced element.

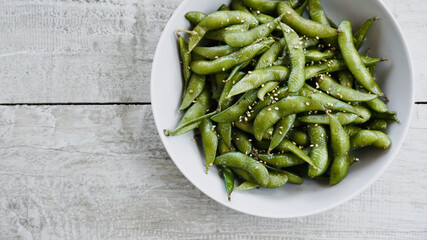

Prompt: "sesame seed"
[274,107,279,110]
[310,144,314,147]
[267,108,272,111]
[187,66,191,70]
[287,11,291,14]
[306,102,310,106]
[189,89,194,93]
[222,68,225,71]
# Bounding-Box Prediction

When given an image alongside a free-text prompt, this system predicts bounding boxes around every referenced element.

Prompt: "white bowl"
[151,0,414,218]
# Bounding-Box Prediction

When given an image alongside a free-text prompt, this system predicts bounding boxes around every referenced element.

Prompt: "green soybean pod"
[305,91,358,115]
[265,172,288,188]
[276,139,316,168]
[329,154,353,186]
[218,122,233,147]
[227,66,290,97]
[353,105,372,124]
[305,49,335,62]
[328,114,351,185]
[179,74,206,110]
[279,22,305,93]
[236,181,259,190]
[253,96,325,141]
[241,0,282,14]
[317,75,377,102]
[185,11,207,25]
[218,4,230,11]
[218,138,236,155]
[350,130,391,150]
[177,34,192,88]
[307,0,338,47]
[164,88,211,136]
[338,20,383,96]
[257,152,305,167]
[265,166,304,184]
[233,129,253,155]
[191,39,274,75]
[214,152,269,187]
[337,70,354,88]
[278,2,338,38]
[231,0,250,12]
[307,124,329,177]
[224,16,279,48]
[212,89,258,123]
[193,45,240,60]
[219,71,246,110]
[354,17,378,50]
[269,114,296,151]
[219,165,235,200]
[366,119,388,131]
[213,71,228,100]
[188,11,259,51]
[288,130,310,146]
[233,120,274,140]
[200,119,219,173]
[294,0,309,15]
[344,125,362,137]
[205,23,250,42]
[256,38,286,70]
[299,112,357,125]
[257,82,280,101]
[372,111,400,123]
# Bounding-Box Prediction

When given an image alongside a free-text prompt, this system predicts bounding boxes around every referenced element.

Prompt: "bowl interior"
[151,0,414,218]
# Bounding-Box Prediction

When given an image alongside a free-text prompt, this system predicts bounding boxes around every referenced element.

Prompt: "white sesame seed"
[306,102,310,106]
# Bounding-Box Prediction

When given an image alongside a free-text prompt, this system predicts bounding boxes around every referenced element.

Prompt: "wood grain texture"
[0,105,425,239]
[0,0,425,103]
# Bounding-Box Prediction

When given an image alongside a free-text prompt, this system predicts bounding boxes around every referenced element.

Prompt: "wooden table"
[0,0,425,239]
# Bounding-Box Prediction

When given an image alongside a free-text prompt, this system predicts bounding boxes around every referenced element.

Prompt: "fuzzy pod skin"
[299,112,357,125]
[212,89,258,123]
[224,16,279,47]
[218,71,246,111]
[253,96,324,141]
[304,57,384,80]
[185,11,207,25]
[317,75,377,102]
[338,20,383,96]
[329,154,353,185]
[241,0,283,14]
[188,10,259,51]
[257,81,280,101]
[165,88,211,136]
[277,21,305,93]
[214,152,269,187]
[232,129,253,155]
[307,124,330,177]
[200,119,218,173]
[206,23,250,42]
[350,130,391,150]
[179,74,206,110]
[278,1,338,38]
[228,66,290,97]
[276,139,316,168]
[269,114,296,151]
[193,45,239,60]
[191,39,274,75]
[257,152,305,168]
[354,17,378,50]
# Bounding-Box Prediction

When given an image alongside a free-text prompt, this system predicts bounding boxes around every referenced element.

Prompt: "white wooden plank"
[0,105,425,239]
[0,0,425,103]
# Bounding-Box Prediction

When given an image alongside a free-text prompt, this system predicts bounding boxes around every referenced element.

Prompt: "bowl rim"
[150,0,415,218]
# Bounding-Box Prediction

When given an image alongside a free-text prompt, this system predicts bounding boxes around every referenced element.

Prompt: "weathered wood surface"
[0,105,426,239]
[0,0,426,239]
[0,0,425,103]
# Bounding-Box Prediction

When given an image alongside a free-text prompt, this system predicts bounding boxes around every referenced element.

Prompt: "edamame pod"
[200,119,218,173]
[253,96,324,141]
[278,1,338,38]
[214,152,269,187]
[191,39,274,75]
[188,11,259,51]
[307,124,330,177]
[338,20,383,96]
[228,66,290,97]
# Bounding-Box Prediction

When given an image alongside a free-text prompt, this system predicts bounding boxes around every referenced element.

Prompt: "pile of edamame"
[164,0,398,200]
